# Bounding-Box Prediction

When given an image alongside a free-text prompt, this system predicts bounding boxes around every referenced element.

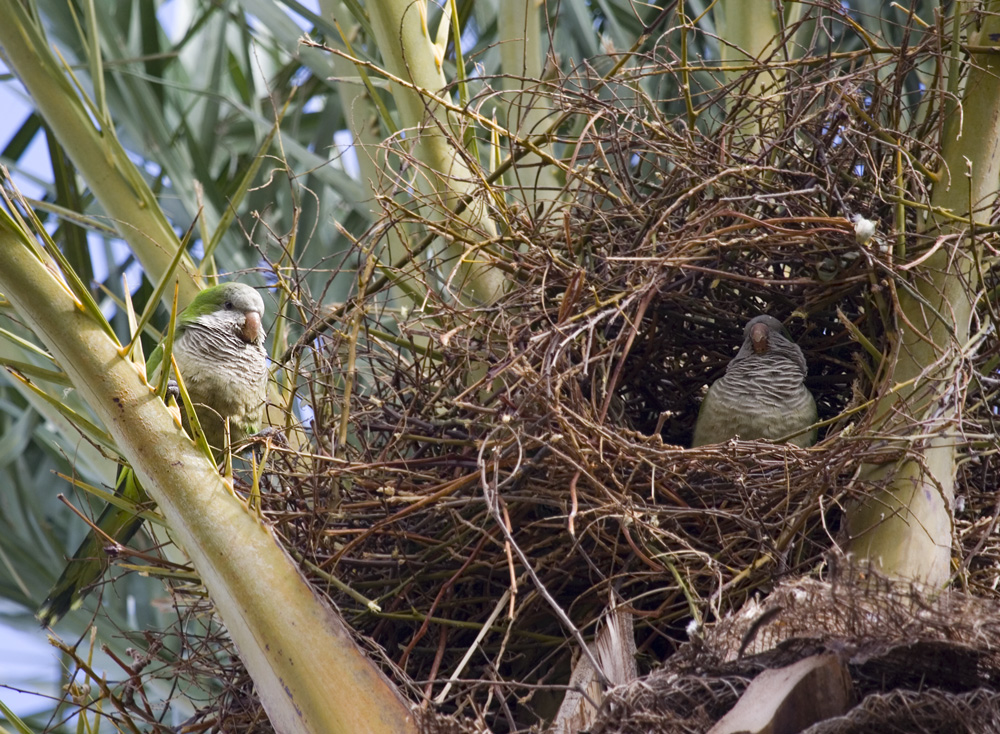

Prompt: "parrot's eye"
[224,301,234,310]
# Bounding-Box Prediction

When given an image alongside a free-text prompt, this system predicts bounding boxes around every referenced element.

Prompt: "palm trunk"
[846,2,1000,585]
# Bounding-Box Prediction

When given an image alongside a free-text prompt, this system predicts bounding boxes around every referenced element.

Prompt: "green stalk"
[366,0,506,304]
[717,0,782,150]
[499,0,561,210]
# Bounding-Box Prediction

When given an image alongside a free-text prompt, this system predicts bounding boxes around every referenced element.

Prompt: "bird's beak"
[750,322,770,354]
[241,311,263,343]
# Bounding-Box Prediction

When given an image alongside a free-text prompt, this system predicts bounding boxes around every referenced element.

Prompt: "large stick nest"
[148,5,1000,733]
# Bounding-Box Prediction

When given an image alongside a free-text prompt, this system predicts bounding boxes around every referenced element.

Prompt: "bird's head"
[734,314,806,373]
[744,314,786,355]
[180,282,266,345]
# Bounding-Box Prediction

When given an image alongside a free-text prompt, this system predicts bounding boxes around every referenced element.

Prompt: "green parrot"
[38,282,269,626]
[692,315,818,448]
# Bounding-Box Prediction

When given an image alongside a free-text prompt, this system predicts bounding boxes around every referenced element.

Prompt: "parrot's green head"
[179,282,266,346]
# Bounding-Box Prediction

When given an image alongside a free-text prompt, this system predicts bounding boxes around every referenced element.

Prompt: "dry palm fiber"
[590,577,1000,734]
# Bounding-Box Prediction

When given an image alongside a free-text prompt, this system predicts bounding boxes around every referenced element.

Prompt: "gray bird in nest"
[692,315,818,448]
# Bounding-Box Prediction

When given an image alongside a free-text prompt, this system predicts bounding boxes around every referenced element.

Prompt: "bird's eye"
[224,301,234,310]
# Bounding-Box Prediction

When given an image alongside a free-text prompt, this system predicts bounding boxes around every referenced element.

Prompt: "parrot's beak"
[750,322,770,354]
[242,311,263,343]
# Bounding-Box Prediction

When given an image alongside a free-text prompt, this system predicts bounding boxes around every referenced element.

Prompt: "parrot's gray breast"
[174,322,268,449]
[692,320,817,448]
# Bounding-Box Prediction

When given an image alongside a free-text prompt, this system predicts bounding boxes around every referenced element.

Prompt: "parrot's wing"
[37,467,150,627]
[145,341,172,384]
[691,383,724,447]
